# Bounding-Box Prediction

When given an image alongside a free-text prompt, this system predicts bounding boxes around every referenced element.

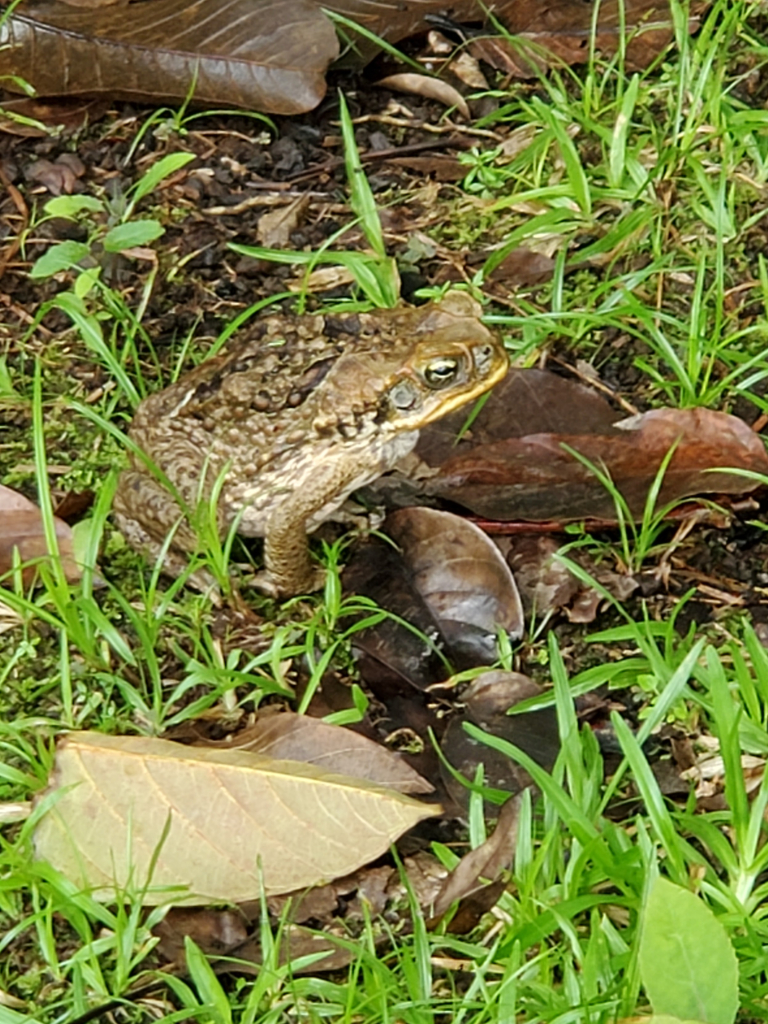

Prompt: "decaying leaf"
[34,732,440,904]
[208,710,434,794]
[485,247,556,288]
[431,792,523,920]
[328,0,700,70]
[0,0,703,117]
[440,671,559,810]
[0,0,339,114]
[432,406,768,522]
[256,195,310,249]
[343,539,454,693]
[0,484,82,585]
[501,534,639,623]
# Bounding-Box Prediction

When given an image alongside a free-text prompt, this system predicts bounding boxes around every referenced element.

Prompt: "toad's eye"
[423,357,460,389]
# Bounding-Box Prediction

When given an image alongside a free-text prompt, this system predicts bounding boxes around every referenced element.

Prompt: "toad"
[113,292,508,597]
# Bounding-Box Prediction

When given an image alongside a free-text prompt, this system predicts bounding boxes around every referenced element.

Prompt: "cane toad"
[113,292,508,597]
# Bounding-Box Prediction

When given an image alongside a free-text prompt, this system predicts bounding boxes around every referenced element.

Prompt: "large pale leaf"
[0,0,338,114]
[34,732,439,904]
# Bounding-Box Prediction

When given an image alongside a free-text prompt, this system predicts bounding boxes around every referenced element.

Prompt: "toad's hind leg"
[113,468,218,591]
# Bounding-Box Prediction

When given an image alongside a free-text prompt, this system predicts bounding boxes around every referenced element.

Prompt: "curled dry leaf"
[375,73,470,119]
[387,507,524,650]
[213,710,434,794]
[447,51,489,90]
[343,540,451,693]
[33,732,440,904]
[0,484,82,585]
[0,0,339,114]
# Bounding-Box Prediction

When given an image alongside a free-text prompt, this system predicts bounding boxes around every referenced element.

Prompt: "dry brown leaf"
[288,266,357,292]
[432,407,768,522]
[447,52,488,90]
[0,0,338,114]
[386,154,465,182]
[378,372,767,524]
[375,74,470,119]
[216,710,434,794]
[0,96,109,135]
[486,247,556,288]
[500,534,638,622]
[34,732,439,904]
[440,671,559,811]
[0,0,704,120]
[256,195,310,249]
[0,484,82,585]
[432,792,523,919]
[329,0,704,69]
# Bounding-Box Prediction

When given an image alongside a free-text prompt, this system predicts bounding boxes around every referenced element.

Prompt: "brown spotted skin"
[113,292,508,597]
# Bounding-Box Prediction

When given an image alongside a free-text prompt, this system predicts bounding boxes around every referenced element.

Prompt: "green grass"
[2,0,768,1022]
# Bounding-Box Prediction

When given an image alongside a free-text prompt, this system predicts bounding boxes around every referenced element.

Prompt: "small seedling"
[28,152,195,297]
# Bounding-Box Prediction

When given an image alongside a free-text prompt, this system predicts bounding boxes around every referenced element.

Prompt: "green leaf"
[43,194,104,219]
[29,240,91,278]
[102,220,164,252]
[338,90,385,259]
[184,937,232,1024]
[129,151,195,205]
[639,878,739,1024]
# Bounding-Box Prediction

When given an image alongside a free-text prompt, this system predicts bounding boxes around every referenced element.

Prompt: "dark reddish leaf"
[412,369,620,469]
[375,372,768,524]
[328,0,699,69]
[0,0,338,114]
[386,154,465,182]
[466,0,709,73]
[431,407,768,522]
